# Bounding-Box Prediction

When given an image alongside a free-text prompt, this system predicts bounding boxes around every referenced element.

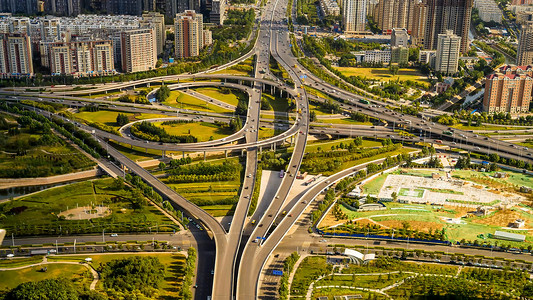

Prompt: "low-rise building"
[318,0,340,16]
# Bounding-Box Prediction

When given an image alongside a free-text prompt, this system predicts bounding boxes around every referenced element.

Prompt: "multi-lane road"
[2,0,533,298]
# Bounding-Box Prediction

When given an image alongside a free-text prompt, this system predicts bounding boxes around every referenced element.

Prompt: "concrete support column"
[271,85,273,94]
[259,146,262,154]
[204,151,206,161]
[162,150,166,158]
[182,151,185,159]
[273,143,276,152]
[291,135,294,145]
[147,83,150,87]
[241,149,245,156]
[225,150,228,158]
[145,148,148,153]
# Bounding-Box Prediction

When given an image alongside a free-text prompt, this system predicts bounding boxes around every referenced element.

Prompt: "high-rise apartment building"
[44,0,80,16]
[517,11,533,24]
[106,0,143,15]
[210,0,225,25]
[120,28,156,72]
[424,0,473,53]
[517,21,533,66]
[141,12,165,55]
[0,0,37,15]
[48,40,114,77]
[435,30,461,74]
[41,18,61,41]
[342,0,366,33]
[391,28,409,47]
[373,0,409,31]
[175,10,204,58]
[483,65,533,114]
[0,33,33,77]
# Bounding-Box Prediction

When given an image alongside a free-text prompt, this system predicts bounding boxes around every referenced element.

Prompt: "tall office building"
[48,40,114,77]
[0,0,37,15]
[342,0,366,33]
[175,10,203,58]
[517,21,533,66]
[483,65,533,114]
[120,28,156,72]
[391,28,409,47]
[141,12,165,55]
[0,33,33,77]
[435,30,461,74]
[424,0,473,54]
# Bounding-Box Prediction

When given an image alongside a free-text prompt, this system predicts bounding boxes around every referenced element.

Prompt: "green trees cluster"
[3,278,105,300]
[116,113,129,126]
[180,247,197,300]
[156,85,171,102]
[279,252,300,300]
[165,160,241,183]
[260,151,293,170]
[229,117,243,132]
[350,112,369,122]
[99,256,164,298]
[300,144,402,174]
[212,9,255,42]
[130,121,197,143]
[20,100,65,113]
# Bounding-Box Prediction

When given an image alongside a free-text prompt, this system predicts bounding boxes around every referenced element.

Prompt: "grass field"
[2,252,187,298]
[291,256,332,297]
[75,110,171,130]
[452,124,532,131]
[163,91,233,114]
[154,121,233,142]
[0,178,174,236]
[334,67,430,88]
[316,118,373,125]
[0,131,95,178]
[304,138,382,153]
[0,263,90,291]
[262,93,290,116]
[162,157,242,216]
[192,87,240,107]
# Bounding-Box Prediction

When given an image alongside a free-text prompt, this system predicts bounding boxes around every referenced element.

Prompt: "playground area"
[58,206,111,220]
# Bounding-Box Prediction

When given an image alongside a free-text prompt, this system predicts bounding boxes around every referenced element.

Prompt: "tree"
[111,177,124,190]
[5,278,79,300]
[155,85,171,102]
[389,65,400,76]
[309,110,317,122]
[159,162,166,170]
[116,113,129,126]
[391,191,398,202]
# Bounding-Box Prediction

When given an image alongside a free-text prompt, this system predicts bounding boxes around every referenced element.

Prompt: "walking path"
[0,169,99,190]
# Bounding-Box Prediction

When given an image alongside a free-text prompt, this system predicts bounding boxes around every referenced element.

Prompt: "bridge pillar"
[133,85,136,89]
[162,150,166,158]
[271,85,274,94]
[147,83,150,87]
[204,151,206,161]
[225,150,228,158]
[273,143,276,152]
[238,80,242,85]
[182,151,185,158]
[291,135,294,145]
[145,148,148,153]
[241,149,245,156]
[259,146,262,154]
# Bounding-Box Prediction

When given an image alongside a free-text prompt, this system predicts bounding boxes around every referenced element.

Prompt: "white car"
[110,233,118,237]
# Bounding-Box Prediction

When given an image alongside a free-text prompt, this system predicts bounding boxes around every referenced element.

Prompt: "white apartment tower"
[120,28,157,73]
[0,33,33,77]
[435,30,461,74]
[342,0,366,33]
[517,21,533,66]
[175,10,204,59]
[140,12,165,55]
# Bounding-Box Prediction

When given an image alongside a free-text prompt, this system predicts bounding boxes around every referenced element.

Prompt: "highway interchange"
[2,0,533,298]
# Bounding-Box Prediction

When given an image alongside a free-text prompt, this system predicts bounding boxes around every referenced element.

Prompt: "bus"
[279,170,285,178]
[359,99,370,105]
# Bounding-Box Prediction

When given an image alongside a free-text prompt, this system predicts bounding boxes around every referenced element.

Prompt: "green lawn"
[163,91,232,114]
[0,131,95,178]
[75,111,170,129]
[0,263,90,291]
[262,93,290,115]
[3,253,187,298]
[192,87,240,107]
[304,138,382,153]
[291,256,332,297]
[315,273,409,290]
[452,124,532,131]
[0,256,44,268]
[334,67,430,88]
[0,178,175,236]
[108,141,164,161]
[154,121,233,142]
[362,173,389,195]
[316,118,373,125]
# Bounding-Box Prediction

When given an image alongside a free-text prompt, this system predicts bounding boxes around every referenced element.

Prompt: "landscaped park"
[320,165,533,248]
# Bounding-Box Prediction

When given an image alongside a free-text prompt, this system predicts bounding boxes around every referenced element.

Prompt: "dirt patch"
[59,206,111,220]
[471,209,528,228]
[320,212,346,228]
[377,220,444,233]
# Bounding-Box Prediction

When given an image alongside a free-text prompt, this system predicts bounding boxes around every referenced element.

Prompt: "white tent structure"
[343,248,376,264]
